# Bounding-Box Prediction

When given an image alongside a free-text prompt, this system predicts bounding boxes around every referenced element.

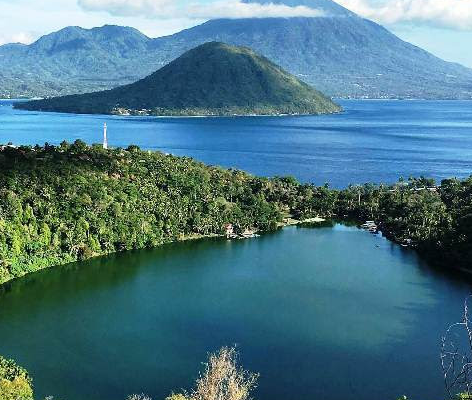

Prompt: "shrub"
[0,356,33,400]
[167,346,258,400]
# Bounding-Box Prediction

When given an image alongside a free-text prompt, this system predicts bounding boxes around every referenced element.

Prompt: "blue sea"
[1,99,471,187]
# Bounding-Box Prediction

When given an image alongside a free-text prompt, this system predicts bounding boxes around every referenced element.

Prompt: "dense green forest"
[333,176,472,269]
[0,141,284,284]
[0,141,471,285]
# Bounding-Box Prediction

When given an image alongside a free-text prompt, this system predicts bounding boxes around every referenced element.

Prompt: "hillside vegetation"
[0,25,152,99]
[0,356,33,400]
[15,42,340,116]
[0,347,256,400]
[0,142,472,285]
[2,1,472,99]
[0,141,300,284]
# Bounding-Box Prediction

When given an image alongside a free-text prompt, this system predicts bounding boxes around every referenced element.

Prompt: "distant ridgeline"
[15,42,341,116]
[0,141,472,285]
[2,0,472,100]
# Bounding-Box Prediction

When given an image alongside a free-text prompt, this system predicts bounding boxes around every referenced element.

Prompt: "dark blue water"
[1,99,471,187]
[1,225,471,400]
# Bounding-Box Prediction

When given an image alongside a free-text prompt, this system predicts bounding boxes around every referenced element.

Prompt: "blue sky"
[1,0,471,68]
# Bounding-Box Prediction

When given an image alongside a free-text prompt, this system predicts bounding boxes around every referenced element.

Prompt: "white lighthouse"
[103,122,108,149]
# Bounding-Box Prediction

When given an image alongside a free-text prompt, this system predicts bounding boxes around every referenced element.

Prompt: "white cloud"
[187,1,325,19]
[77,0,325,19]
[78,0,174,17]
[0,32,36,45]
[336,0,472,30]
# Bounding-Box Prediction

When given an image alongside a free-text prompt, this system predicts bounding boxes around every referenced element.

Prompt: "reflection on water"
[1,225,471,400]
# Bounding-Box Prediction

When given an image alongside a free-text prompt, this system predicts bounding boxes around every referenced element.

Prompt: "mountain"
[16,42,341,116]
[0,25,157,98]
[150,11,472,99]
[2,0,472,99]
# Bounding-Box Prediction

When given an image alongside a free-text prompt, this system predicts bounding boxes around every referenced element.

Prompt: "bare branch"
[441,296,472,398]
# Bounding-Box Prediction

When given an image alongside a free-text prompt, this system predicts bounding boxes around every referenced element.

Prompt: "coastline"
[349,218,472,279]
[12,104,342,118]
[0,217,327,288]
[4,213,470,292]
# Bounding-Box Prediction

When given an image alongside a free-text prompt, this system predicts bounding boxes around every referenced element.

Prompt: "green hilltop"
[1,141,472,285]
[16,42,341,116]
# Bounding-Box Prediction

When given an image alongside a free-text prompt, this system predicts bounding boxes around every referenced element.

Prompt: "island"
[15,42,341,116]
[14,42,341,116]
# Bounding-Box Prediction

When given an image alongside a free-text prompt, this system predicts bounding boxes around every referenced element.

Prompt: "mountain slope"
[149,15,472,99]
[16,42,340,116]
[0,25,157,98]
[2,0,472,99]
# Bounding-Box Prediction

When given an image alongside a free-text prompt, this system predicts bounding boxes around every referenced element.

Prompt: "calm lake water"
[1,99,472,187]
[0,225,470,400]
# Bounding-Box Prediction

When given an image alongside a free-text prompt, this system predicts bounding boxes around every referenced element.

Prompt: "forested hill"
[0,25,153,99]
[15,42,340,116]
[0,141,301,285]
[0,141,472,286]
[2,0,472,99]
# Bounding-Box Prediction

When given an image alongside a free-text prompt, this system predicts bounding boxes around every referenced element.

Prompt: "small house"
[225,224,234,238]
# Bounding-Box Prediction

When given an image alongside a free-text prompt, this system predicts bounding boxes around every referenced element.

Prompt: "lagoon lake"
[0,100,472,400]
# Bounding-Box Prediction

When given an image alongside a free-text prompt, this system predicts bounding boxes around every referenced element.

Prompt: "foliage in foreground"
[1,347,468,400]
[0,356,33,400]
[1,142,472,285]
[0,347,257,400]
[128,346,258,400]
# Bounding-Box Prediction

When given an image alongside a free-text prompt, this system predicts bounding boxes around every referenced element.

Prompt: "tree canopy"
[0,142,471,286]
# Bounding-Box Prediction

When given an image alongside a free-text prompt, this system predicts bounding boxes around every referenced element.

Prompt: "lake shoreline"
[0,217,327,288]
[7,211,470,291]
[1,222,463,400]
